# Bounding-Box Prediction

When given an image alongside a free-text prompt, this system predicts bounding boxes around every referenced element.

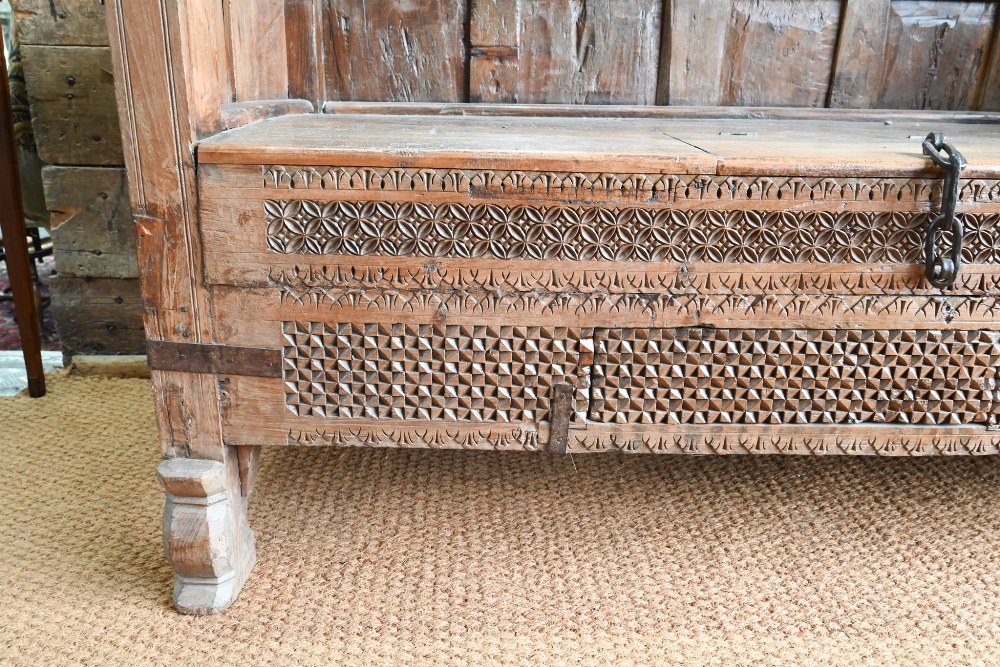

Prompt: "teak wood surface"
[104,0,1000,615]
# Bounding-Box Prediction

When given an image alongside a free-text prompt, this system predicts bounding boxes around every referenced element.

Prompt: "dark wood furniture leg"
[0,53,45,397]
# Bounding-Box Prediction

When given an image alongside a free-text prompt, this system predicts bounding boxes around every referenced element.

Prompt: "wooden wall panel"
[510,0,662,104]
[982,12,1000,110]
[11,0,109,46]
[19,45,123,164]
[302,0,1000,110]
[49,276,145,356]
[285,0,325,105]
[832,1,999,110]
[225,0,289,101]
[320,0,467,102]
[661,0,842,107]
[878,1,997,110]
[43,166,137,279]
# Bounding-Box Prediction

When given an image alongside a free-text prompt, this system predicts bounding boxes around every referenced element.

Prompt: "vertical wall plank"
[468,0,521,102]
[980,10,1000,110]
[665,0,841,107]
[321,0,467,102]
[877,1,997,110]
[829,0,892,108]
[659,0,732,105]
[225,0,289,101]
[516,0,662,104]
[285,0,325,105]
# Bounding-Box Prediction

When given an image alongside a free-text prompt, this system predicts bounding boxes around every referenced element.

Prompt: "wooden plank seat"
[104,0,1000,615]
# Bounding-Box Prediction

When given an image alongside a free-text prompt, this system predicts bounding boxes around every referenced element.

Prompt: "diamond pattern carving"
[284,322,999,428]
[589,328,1000,426]
[283,322,591,422]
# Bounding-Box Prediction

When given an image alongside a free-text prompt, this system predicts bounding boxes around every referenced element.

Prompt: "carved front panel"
[283,322,591,422]
[281,321,999,428]
[203,163,1000,454]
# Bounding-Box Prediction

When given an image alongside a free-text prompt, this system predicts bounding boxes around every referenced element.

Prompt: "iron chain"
[921,132,967,288]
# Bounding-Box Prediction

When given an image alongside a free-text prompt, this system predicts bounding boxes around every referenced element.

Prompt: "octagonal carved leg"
[157,454,256,615]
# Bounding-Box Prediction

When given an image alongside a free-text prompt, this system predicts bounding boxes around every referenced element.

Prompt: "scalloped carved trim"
[261,166,1000,206]
[268,265,1000,296]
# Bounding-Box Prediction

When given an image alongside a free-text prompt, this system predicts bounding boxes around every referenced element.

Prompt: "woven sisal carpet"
[2,374,1000,665]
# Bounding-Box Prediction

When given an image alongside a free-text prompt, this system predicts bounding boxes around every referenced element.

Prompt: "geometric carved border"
[265,200,1000,264]
[269,265,1000,297]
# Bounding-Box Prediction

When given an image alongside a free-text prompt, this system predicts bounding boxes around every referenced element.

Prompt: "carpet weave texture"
[2,373,1000,665]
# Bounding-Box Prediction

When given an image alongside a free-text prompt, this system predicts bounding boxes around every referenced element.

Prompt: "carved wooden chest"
[193,114,1000,458]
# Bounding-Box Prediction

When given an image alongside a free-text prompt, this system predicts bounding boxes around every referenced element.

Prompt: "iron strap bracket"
[147,341,282,378]
[922,132,967,288]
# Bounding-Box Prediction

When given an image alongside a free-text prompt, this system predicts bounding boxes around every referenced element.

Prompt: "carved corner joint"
[157,458,257,615]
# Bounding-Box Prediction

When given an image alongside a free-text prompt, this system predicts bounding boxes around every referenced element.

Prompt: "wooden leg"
[157,447,256,615]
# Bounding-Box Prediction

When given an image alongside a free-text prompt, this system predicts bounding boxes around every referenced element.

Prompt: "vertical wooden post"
[104,0,256,613]
[0,52,45,397]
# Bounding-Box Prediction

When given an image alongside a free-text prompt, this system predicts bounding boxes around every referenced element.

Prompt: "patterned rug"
[0,252,60,351]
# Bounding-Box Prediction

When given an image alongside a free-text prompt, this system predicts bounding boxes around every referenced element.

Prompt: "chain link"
[921,132,967,288]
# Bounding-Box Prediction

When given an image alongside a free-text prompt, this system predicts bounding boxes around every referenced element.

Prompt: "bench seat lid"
[196,111,1000,178]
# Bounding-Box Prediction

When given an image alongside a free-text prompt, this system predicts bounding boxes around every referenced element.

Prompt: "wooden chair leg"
[157,447,257,614]
[0,52,44,397]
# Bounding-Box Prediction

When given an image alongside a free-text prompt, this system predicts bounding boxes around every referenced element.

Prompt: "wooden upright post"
[0,51,45,397]
[104,0,261,613]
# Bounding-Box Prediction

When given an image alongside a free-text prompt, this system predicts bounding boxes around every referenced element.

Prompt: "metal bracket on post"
[922,132,967,289]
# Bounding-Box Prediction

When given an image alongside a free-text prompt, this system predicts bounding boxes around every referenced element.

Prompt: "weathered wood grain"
[981,9,1000,110]
[106,0,232,464]
[10,0,109,46]
[829,0,893,108]
[468,0,521,103]
[219,99,314,130]
[833,0,1000,111]
[514,0,662,104]
[195,113,1000,178]
[661,0,841,107]
[877,1,997,110]
[49,276,145,357]
[225,0,289,101]
[158,453,256,614]
[19,45,122,165]
[284,0,325,105]
[323,100,1000,121]
[42,166,137,279]
[107,0,261,615]
[320,0,467,102]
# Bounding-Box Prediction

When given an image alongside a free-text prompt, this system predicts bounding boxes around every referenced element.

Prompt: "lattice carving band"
[265,200,1000,264]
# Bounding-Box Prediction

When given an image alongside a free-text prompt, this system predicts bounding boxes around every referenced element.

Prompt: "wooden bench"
[106,2,1000,614]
